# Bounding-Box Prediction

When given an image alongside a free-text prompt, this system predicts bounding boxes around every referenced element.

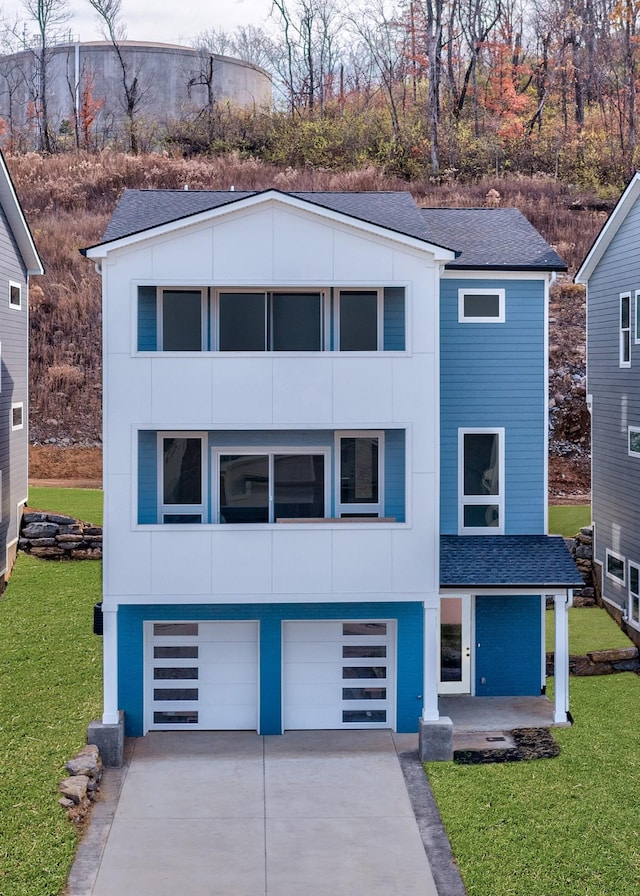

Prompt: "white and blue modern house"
[84,189,581,759]
[0,151,43,587]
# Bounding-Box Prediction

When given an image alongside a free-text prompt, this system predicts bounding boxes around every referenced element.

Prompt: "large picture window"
[219,291,323,352]
[217,450,328,523]
[459,428,504,533]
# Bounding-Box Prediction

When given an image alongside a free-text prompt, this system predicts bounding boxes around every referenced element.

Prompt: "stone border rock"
[19,512,102,560]
[547,646,640,676]
[59,744,103,824]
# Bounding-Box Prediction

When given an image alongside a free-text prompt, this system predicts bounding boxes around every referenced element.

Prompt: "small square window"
[606,550,625,584]
[629,427,640,456]
[9,281,21,310]
[459,289,505,323]
[11,403,23,430]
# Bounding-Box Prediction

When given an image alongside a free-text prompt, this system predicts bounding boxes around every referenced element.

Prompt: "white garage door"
[145,621,259,731]
[283,620,395,730]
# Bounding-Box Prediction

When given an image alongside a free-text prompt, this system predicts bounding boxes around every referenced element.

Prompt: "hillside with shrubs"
[9,151,605,489]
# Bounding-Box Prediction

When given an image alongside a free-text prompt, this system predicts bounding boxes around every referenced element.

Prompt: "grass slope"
[28,487,103,527]
[548,505,591,536]
[427,674,640,896]
[0,555,101,896]
[545,606,633,654]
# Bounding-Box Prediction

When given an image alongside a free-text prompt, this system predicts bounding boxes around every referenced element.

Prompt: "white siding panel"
[392,473,438,594]
[392,354,437,473]
[151,227,213,282]
[332,357,393,422]
[209,529,273,594]
[150,530,213,595]
[150,357,213,424]
[331,529,392,593]
[105,358,151,476]
[333,230,393,281]
[212,208,274,282]
[272,209,334,281]
[272,529,332,594]
[272,358,333,424]
[210,358,274,425]
[103,485,153,598]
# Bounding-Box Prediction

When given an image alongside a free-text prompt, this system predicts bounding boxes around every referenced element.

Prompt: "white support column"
[553,590,573,724]
[422,603,440,721]
[102,607,120,725]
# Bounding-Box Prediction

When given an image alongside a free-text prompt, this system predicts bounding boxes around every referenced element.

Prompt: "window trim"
[335,430,384,518]
[336,289,384,352]
[628,426,640,457]
[157,432,207,524]
[11,402,24,431]
[9,280,21,311]
[635,291,640,344]
[157,288,207,352]
[213,446,331,524]
[458,427,505,535]
[620,292,631,368]
[458,288,505,324]
[605,549,625,585]
[629,561,640,628]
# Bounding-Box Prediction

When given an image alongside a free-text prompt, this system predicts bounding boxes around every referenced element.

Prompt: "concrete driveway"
[66,730,463,896]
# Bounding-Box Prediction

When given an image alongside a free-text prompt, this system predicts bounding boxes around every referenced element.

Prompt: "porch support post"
[418,601,453,761]
[553,590,573,724]
[422,602,440,721]
[102,607,120,725]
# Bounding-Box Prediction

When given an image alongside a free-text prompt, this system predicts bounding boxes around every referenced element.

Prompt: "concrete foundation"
[88,711,125,767]
[418,717,454,761]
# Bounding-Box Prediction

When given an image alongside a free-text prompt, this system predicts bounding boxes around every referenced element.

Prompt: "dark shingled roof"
[97,189,457,252]
[421,207,567,271]
[440,535,583,589]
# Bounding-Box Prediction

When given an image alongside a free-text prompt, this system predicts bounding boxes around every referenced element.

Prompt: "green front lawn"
[28,487,103,527]
[427,674,640,896]
[546,606,633,654]
[0,556,101,896]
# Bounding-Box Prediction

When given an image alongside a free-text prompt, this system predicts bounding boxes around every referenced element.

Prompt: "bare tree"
[88,0,147,153]
[21,0,71,152]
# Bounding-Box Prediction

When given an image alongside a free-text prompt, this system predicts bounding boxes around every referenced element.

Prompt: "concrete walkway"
[66,730,463,896]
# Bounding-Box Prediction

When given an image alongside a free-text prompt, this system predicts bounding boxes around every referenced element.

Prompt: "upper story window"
[336,432,383,517]
[137,286,405,353]
[458,288,505,323]
[11,402,24,431]
[459,428,504,534]
[9,281,21,310]
[620,292,631,367]
[139,429,405,525]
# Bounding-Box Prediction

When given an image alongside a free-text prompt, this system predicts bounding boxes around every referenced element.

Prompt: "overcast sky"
[4,0,275,45]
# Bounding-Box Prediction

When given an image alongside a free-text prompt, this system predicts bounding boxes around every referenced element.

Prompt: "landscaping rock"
[19,512,102,560]
[59,775,90,804]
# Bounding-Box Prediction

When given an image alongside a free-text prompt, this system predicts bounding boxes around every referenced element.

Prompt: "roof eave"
[575,172,640,283]
[440,581,583,590]
[0,151,44,275]
[445,263,567,273]
[84,189,458,262]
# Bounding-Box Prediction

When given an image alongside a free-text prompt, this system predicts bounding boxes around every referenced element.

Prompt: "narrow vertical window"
[11,402,24,431]
[338,290,380,351]
[629,563,640,626]
[336,432,383,517]
[459,429,504,533]
[635,291,640,344]
[9,281,21,310]
[160,435,205,523]
[160,290,203,351]
[620,292,631,367]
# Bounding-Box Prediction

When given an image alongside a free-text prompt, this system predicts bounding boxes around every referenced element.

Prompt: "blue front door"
[475,595,542,696]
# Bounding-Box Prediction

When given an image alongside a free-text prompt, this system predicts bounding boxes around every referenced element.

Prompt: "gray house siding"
[586,197,640,613]
[0,200,28,578]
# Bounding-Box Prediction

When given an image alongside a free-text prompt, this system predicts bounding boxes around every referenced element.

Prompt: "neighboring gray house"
[0,151,43,586]
[576,173,640,648]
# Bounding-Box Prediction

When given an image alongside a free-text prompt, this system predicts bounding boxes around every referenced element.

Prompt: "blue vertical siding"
[383,287,406,350]
[475,595,542,695]
[138,431,157,523]
[440,278,546,534]
[384,430,405,521]
[118,601,424,736]
[137,286,157,351]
